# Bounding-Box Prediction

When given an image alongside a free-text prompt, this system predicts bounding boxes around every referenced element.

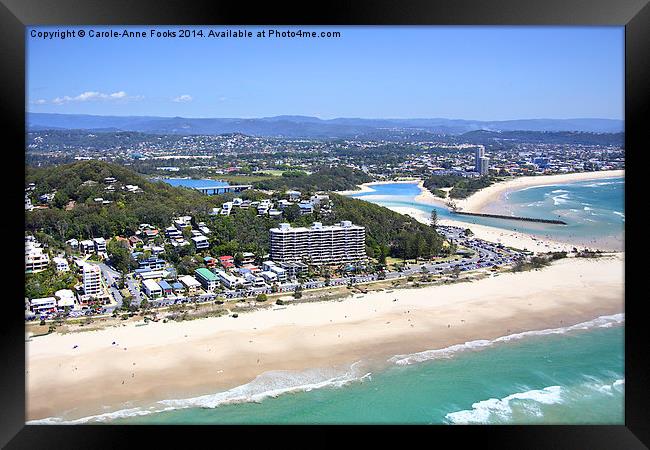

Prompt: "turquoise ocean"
[50,175,621,425]
[349,177,624,250]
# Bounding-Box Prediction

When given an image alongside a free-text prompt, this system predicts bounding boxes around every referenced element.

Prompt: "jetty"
[452,211,567,225]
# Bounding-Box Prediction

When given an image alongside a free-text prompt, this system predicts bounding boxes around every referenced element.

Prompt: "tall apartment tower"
[269,221,366,265]
[83,264,102,296]
[479,156,490,176]
[474,146,485,172]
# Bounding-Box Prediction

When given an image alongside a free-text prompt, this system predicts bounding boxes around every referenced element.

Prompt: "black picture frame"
[1,0,647,447]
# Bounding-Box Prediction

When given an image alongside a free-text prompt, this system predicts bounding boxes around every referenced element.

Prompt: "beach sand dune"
[27,255,624,422]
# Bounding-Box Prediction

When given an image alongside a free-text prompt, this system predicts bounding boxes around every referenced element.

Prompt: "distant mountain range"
[27,113,624,139]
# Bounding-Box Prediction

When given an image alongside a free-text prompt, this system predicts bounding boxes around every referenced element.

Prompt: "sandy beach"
[422,170,625,213]
[390,205,582,253]
[26,254,624,422]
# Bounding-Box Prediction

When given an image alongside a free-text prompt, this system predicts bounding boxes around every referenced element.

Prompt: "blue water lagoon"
[348,178,624,250]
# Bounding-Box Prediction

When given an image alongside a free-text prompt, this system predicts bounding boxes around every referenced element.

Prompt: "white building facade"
[269,221,366,265]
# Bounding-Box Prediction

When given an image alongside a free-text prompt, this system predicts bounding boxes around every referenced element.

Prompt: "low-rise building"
[30,297,57,315]
[219,255,235,269]
[54,289,76,311]
[142,279,163,298]
[191,235,210,250]
[214,269,239,289]
[158,280,173,297]
[195,268,219,292]
[53,256,69,272]
[179,275,202,295]
[93,237,107,253]
[25,235,50,273]
[79,240,95,254]
[241,252,255,265]
[259,271,278,283]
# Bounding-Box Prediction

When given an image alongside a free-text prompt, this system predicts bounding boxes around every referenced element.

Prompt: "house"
[262,261,277,271]
[25,194,33,211]
[259,271,278,283]
[54,289,76,311]
[279,261,308,279]
[138,258,166,271]
[195,268,218,292]
[142,279,163,298]
[179,275,202,295]
[310,194,329,205]
[142,228,159,239]
[209,207,221,216]
[204,256,217,268]
[171,281,185,294]
[157,280,173,297]
[128,235,144,248]
[241,252,255,265]
[191,235,210,250]
[135,269,168,280]
[232,198,243,207]
[214,270,246,290]
[198,225,211,235]
[93,237,107,253]
[241,263,261,274]
[220,202,233,216]
[30,297,57,315]
[298,202,314,215]
[286,190,301,201]
[268,265,287,282]
[65,238,79,251]
[219,255,235,269]
[53,256,69,272]
[268,209,282,218]
[244,273,266,288]
[79,240,95,254]
[173,216,192,230]
[165,226,182,239]
[25,236,49,273]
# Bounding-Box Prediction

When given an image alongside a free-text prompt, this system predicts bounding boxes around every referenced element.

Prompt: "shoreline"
[439,170,624,213]
[336,179,421,196]
[26,255,624,422]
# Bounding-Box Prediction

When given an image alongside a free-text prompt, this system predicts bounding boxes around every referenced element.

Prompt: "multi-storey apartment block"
[269,221,366,265]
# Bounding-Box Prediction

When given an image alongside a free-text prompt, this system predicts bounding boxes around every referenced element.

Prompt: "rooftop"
[195,267,218,281]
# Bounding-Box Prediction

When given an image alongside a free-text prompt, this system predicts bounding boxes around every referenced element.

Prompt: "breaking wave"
[388,314,624,366]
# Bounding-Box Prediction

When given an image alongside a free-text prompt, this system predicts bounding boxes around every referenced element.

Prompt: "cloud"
[30,99,47,105]
[49,91,141,105]
[173,94,193,103]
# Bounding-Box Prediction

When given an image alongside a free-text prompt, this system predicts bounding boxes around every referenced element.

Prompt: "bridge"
[194,184,253,195]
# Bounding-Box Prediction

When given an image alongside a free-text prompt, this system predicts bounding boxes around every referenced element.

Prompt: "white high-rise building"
[269,221,366,265]
[83,264,102,296]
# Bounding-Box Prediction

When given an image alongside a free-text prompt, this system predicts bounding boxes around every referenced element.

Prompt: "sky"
[26,26,624,121]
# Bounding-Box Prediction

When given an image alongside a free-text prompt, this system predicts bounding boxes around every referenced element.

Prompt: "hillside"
[27,113,624,138]
[25,161,444,261]
[253,166,372,192]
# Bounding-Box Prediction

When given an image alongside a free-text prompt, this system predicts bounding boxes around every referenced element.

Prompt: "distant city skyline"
[27,26,624,121]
